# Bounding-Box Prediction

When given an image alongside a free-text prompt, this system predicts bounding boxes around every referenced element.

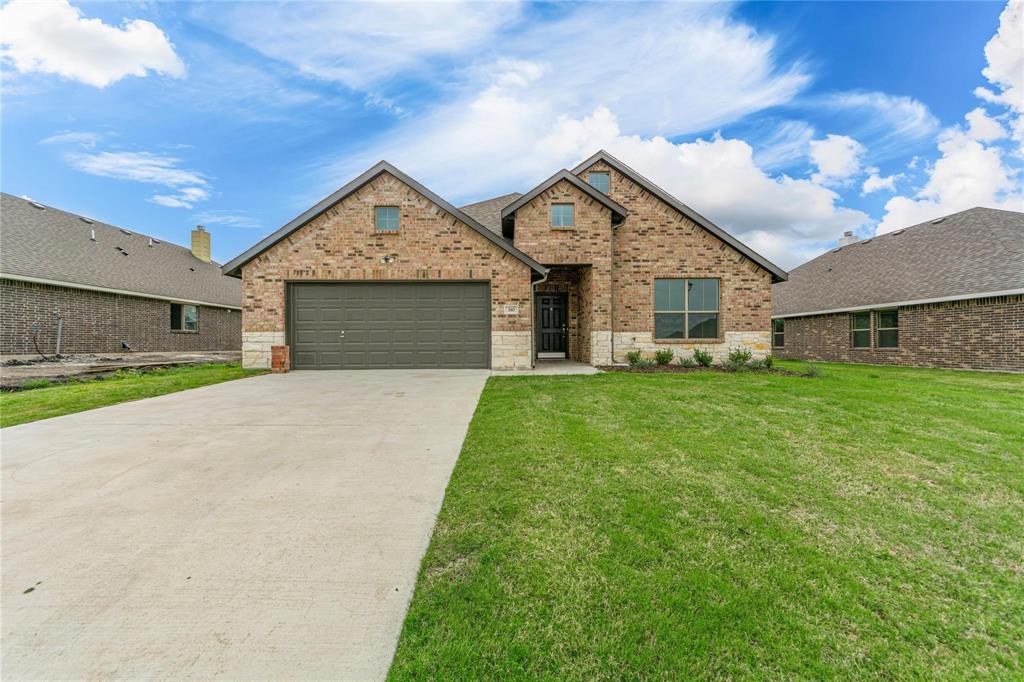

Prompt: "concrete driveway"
[1,369,489,680]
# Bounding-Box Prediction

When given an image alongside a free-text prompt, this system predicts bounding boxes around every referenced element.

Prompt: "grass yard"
[0,363,265,428]
[390,362,1024,679]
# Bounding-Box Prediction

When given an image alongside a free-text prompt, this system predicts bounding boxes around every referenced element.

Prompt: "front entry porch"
[534,264,610,365]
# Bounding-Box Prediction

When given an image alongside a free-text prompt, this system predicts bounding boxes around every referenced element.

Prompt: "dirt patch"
[0,351,241,390]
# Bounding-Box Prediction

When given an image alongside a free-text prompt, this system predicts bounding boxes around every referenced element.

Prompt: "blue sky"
[2,0,1021,268]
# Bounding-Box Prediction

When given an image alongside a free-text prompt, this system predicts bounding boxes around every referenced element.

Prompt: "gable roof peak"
[500,168,628,223]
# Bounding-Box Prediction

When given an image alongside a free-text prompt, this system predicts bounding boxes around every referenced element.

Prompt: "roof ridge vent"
[120,228,132,235]
[931,216,945,224]
[859,238,872,244]
[80,216,94,224]
[29,201,45,210]
[891,229,904,235]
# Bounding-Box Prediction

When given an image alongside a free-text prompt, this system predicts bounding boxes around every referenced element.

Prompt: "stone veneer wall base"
[612,331,771,364]
[243,331,286,369]
[491,331,532,370]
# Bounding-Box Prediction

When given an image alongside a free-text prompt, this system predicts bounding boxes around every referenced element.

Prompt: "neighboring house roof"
[221,161,547,278]
[773,207,1024,318]
[572,150,788,283]
[459,192,522,235]
[500,169,629,225]
[0,193,241,308]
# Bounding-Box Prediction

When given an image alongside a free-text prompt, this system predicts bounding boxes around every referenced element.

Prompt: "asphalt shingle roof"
[772,207,1024,317]
[0,193,241,308]
[458,193,522,235]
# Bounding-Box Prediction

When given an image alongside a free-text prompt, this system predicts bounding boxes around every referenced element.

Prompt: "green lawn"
[391,362,1024,679]
[0,363,265,428]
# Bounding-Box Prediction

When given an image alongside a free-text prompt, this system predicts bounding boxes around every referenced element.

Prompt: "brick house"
[772,207,1024,372]
[1,193,241,356]
[223,150,787,370]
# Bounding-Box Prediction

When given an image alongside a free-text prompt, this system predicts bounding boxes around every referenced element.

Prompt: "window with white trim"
[170,303,198,332]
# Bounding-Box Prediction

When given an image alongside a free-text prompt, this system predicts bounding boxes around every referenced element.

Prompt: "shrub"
[678,356,696,368]
[748,358,767,370]
[626,350,644,367]
[727,346,753,366]
[633,359,656,369]
[763,354,774,369]
[21,379,51,390]
[653,349,674,366]
[692,348,713,367]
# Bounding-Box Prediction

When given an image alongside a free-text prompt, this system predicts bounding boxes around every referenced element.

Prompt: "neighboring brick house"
[223,151,787,370]
[772,207,1024,372]
[1,193,241,356]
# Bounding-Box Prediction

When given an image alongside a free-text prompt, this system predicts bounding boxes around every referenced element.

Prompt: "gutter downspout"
[530,270,550,369]
[609,220,616,365]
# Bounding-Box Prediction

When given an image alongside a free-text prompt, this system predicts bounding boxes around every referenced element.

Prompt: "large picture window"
[851,311,871,348]
[170,303,198,332]
[772,318,785,348]
[876,309,898,348]
[654,278,719,340]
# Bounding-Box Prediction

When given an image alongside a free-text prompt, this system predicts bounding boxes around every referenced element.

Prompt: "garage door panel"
[290,282,490,369]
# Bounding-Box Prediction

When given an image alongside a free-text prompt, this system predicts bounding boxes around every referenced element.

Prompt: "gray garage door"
[289,282,490,369]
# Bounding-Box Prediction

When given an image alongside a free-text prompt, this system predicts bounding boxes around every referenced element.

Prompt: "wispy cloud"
[39,130,100,149]
[193,209,262,230]
[0,0,184,88]
[67,150,211,209]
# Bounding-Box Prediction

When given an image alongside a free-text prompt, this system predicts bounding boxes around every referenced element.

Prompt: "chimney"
[191,225,211,262]
[838,230,859,246]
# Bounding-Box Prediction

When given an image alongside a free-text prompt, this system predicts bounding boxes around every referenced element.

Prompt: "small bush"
[727,346,753,366]
[21,379,51,390]
[633,359,656,369]
[653,349,674,366]
[626,350,644,367]
[678,356,696,368]
[748,358,767,370]
[692,348,714,367]
[764,354,774,369]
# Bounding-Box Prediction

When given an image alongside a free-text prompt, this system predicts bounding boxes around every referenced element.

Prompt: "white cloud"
[39,131,100,149]
[199,1,521,91]
[809,134,866,185]
[0,0,184,88]
[150,187,210,210]
[753,120,817,169]
[974,0,1024,113]
[876,128,1023,233]
[193,210,262,230]
[965,107,1007,141]
[861,167,901,195]
[70,151,206,187]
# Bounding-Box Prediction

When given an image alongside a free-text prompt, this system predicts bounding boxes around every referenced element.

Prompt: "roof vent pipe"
[90,229,96,241]
[838,230,859,246]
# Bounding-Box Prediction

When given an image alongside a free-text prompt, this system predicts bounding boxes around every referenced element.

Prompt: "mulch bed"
[598,364,816,377]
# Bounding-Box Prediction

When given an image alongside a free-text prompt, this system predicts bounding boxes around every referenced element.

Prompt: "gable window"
[876,309,898,348]
[170,303,198,332]
[551,203,575,228]
[772,318,785,348]
[588,171,610,194]
[654,278,719,340]
[851,311,871,348]
[375,206,400,232]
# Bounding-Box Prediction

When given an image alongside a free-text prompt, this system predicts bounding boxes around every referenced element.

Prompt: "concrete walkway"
[1,369,489,680]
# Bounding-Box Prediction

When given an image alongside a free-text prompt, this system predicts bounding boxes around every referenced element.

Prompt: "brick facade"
[1,278,240,355]
[509,161,774,364]
[239,172,534,369]
[775,295,1024,372]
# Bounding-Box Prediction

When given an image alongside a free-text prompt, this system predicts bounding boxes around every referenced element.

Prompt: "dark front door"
[536,293,567,356]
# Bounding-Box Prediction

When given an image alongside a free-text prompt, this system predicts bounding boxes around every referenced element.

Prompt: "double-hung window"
[851,312,871,348]
[375,206,400,232]
[551,203,575,228]
[772,318,785,348]
[587,171,610,194]
[170,303,198,332]
[876,309,898,348]
[654,278,719,339]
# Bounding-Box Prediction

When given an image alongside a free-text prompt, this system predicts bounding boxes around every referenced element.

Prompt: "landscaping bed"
[599,363,815,377]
